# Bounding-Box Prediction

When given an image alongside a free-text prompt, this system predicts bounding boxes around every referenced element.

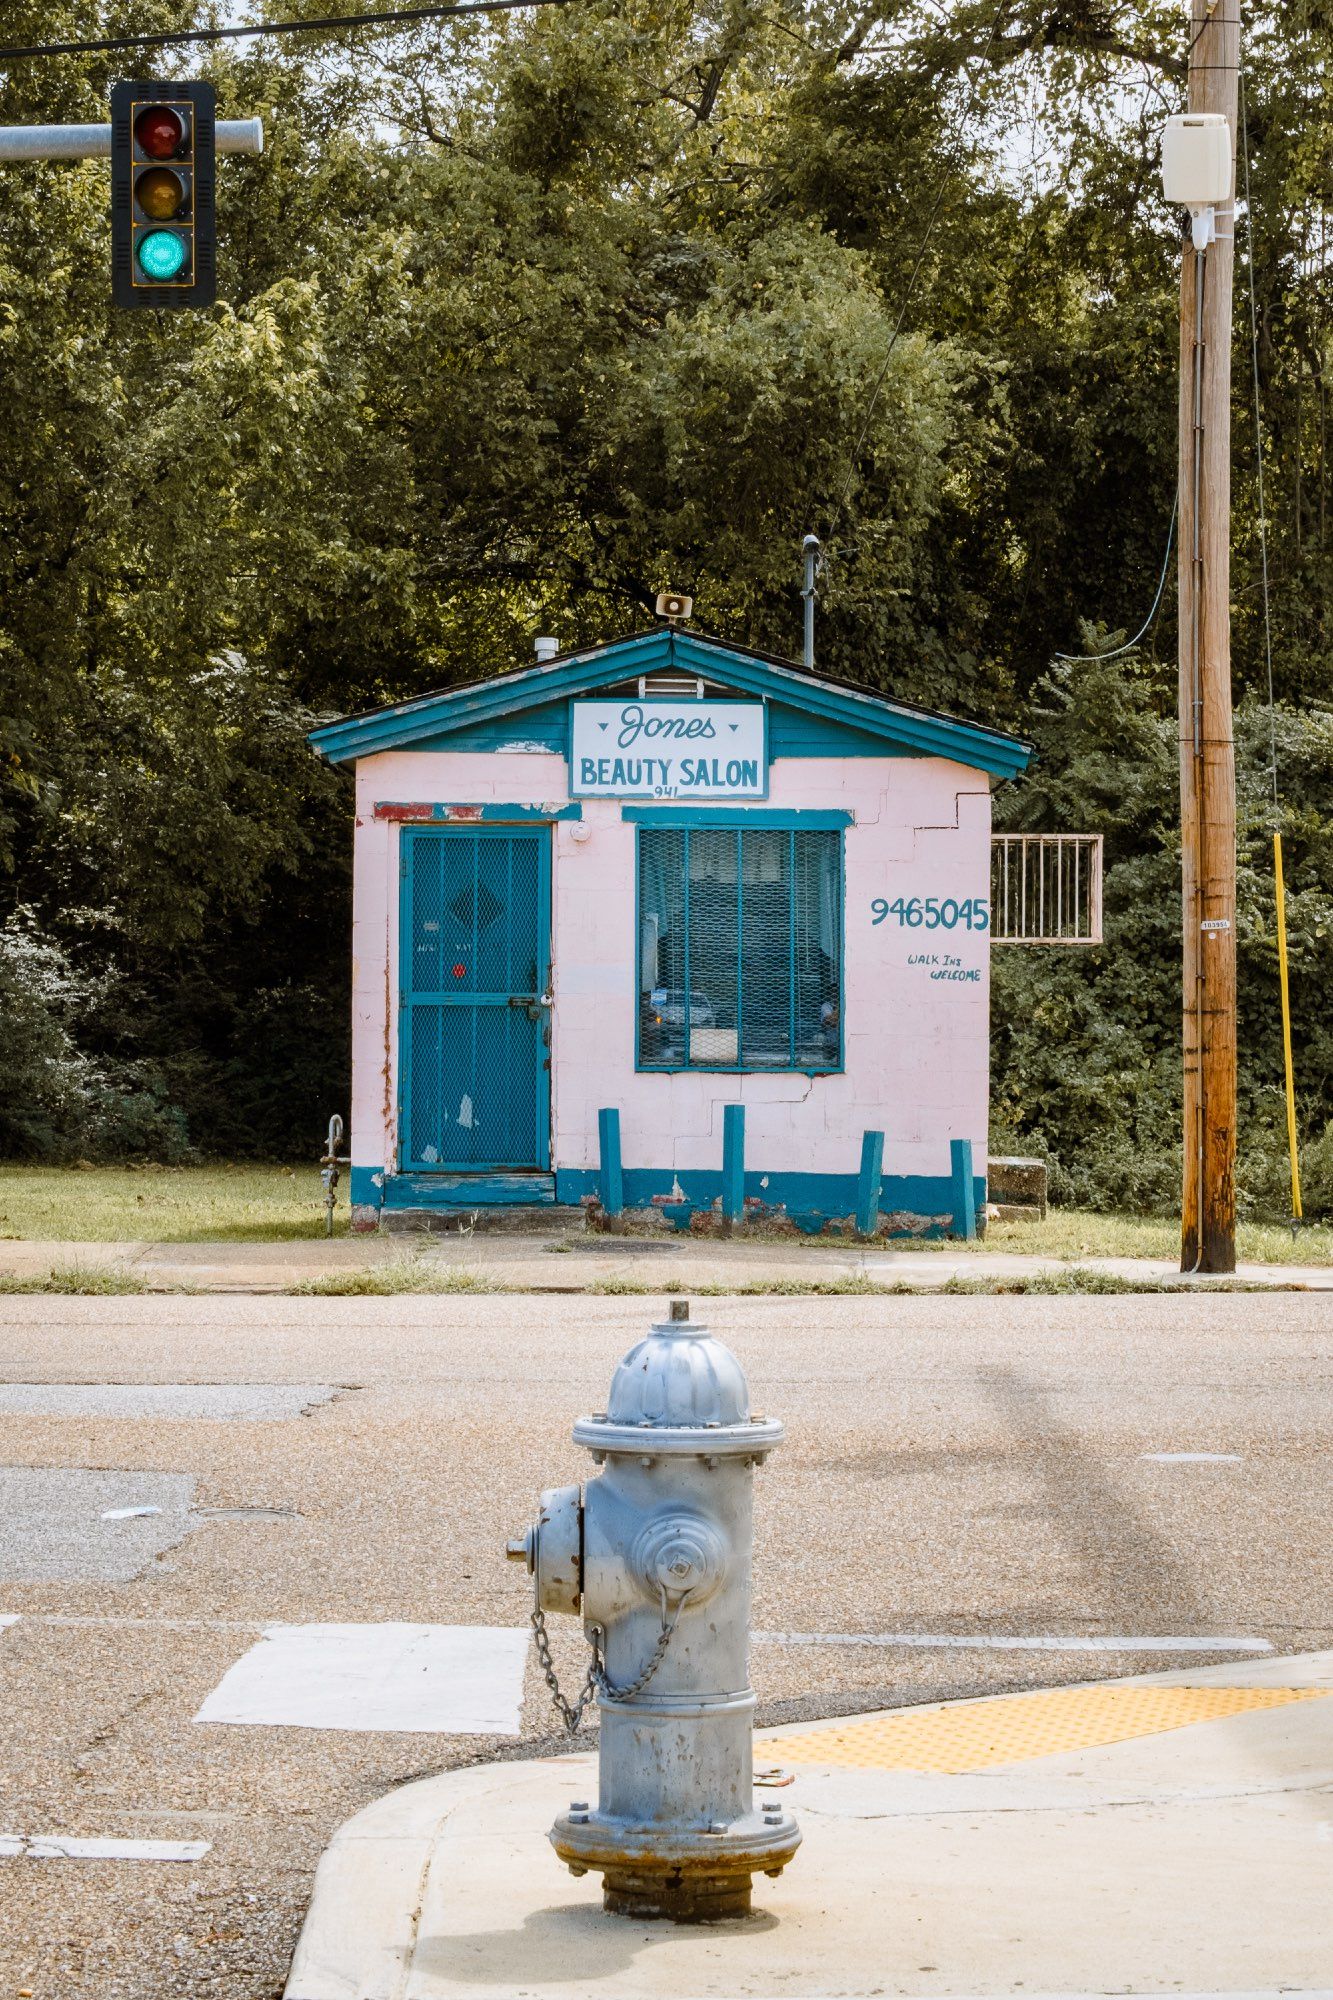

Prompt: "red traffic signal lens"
[134,104,186,160]
[135,167,186,220]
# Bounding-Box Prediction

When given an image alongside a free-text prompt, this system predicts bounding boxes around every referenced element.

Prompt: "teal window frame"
[634,820,845,1076]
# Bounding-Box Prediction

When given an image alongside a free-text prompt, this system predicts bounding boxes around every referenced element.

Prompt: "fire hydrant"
[506,1298,800,1921]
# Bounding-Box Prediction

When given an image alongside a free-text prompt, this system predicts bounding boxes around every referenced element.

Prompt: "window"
[637,825,842,1071]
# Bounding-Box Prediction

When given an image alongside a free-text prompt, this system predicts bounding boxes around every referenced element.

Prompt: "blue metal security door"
[400,827,551,1171]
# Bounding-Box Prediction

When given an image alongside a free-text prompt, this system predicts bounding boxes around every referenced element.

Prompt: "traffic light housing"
[111,80,216,309]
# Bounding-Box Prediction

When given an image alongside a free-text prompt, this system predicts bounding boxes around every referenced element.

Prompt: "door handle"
[509,994,550,1024]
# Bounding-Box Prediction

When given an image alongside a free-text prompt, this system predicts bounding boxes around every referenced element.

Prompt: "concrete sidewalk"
[284,1651,1333,1999]
[1,1233,1329,1292]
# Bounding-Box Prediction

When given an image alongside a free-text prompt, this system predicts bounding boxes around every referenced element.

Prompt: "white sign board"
[571,700,767,800]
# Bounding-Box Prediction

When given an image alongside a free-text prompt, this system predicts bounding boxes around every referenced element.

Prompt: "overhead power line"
[1052,489,1178,663]
[0,0,570,64]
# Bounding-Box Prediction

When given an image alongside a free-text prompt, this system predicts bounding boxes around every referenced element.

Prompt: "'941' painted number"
[871,895,990,931]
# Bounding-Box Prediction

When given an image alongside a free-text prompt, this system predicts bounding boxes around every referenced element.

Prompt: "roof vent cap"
[534,635,559,663]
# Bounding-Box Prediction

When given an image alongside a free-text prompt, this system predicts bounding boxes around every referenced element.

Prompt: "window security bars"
[637,826,842,1070]
[991,834,1103,945]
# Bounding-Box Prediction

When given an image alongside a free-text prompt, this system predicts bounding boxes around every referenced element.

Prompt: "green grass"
[976,1209,1330,1266]
[0,1162,1326,1267]
[0,1163,336,1243]
[0,1248,1296,1299]
[597,1270,1294,1298]
[0,1262,154,1294]
[288,1266,1294,1298]
[921,1269,1293,1296]
[588,1273,887,1296]
[289,1259,494,1296]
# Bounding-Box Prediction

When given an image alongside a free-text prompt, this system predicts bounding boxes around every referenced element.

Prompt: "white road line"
[194,1622,529,1733]
[2,1613,1285,1661]
[1140,1451,1243,1463]
[2,1613,279,1631]
[756,1632,1274,1653]
[0,1833,209,1862]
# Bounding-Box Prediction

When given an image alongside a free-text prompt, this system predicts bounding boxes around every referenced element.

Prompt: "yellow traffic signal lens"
[135,104,186,159]
[136,168,186,221]
[137,230,188,282]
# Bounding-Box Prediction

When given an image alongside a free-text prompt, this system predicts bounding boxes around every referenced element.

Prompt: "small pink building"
[309,626,1031,1232]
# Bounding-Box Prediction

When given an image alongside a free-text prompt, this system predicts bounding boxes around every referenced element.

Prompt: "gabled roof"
[308,628,1033,779]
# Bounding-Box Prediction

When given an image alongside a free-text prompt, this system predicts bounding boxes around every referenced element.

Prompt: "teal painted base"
[351,1166,555,1210]
[352,1164,986,1235]
[557,1167,986,1237]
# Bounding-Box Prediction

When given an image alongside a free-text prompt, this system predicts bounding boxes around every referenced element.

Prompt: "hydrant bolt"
[507,1300,800,1922]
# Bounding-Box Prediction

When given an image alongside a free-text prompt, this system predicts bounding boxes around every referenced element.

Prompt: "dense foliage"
[1,2,1330,1213]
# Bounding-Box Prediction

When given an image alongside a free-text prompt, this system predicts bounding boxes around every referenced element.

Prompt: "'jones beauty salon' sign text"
[570,701,767,799]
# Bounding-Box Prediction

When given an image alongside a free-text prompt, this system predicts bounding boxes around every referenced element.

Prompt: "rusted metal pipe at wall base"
[509,1296,800,1920]
[320,1113,351,1236]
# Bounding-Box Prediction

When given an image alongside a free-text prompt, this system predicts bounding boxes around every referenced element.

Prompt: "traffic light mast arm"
[0,118,262,159]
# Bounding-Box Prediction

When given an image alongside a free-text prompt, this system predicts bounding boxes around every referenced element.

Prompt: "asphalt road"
[1,1290,1330,1998]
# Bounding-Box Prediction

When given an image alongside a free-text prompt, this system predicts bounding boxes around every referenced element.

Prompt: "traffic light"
[111,80,216,309]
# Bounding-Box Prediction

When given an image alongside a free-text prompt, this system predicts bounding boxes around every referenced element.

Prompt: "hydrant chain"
[594,1588,687,1704]
[530,1605,600,1735]
[532,1589,685,1734]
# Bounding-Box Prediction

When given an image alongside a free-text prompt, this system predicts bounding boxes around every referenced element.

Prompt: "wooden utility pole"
[1178,0,1240,1272]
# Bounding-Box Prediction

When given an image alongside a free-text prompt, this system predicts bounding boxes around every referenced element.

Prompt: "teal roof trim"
[308,629,1032,779]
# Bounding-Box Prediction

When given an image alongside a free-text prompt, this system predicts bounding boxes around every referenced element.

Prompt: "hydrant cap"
[605,1313,750,1429]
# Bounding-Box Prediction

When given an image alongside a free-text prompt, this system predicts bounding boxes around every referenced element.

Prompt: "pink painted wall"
[350,749,992,1189]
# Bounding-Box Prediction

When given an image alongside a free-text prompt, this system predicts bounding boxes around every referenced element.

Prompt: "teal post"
[598,1107,624,1216]
[722,1104,745,1224]
[856,1130,885,1237]
[950,1137,977,1241]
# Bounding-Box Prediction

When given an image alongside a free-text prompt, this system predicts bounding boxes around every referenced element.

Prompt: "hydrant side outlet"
[508,1302,799,1922]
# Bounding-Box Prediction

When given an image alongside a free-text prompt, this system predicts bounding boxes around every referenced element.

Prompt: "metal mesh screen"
[402,829,545,1169]
[638,826,841,1070]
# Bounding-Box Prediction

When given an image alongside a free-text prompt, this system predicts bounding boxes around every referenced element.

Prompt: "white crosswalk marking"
[757,1631,1273,1653]
[0,1834,209,1862]
[194,1621,530,1733]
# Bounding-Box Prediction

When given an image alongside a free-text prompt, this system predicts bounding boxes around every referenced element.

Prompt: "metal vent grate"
[638,671,706,698]
[638,827,841,1069]
[991,834,1103,944]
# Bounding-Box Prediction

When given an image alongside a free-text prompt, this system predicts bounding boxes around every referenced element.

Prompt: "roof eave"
[308,628,1033,779]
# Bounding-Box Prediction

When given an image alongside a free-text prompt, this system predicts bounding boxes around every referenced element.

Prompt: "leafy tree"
[0,0,1329,1211]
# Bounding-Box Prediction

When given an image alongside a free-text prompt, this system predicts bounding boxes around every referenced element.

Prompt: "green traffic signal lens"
[136,229,188,282]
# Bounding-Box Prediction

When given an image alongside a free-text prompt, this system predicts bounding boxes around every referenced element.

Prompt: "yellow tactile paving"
[768,1684,1330,1773]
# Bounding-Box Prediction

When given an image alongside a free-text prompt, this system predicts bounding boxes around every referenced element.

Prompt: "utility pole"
[1176,0,1240,1273]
